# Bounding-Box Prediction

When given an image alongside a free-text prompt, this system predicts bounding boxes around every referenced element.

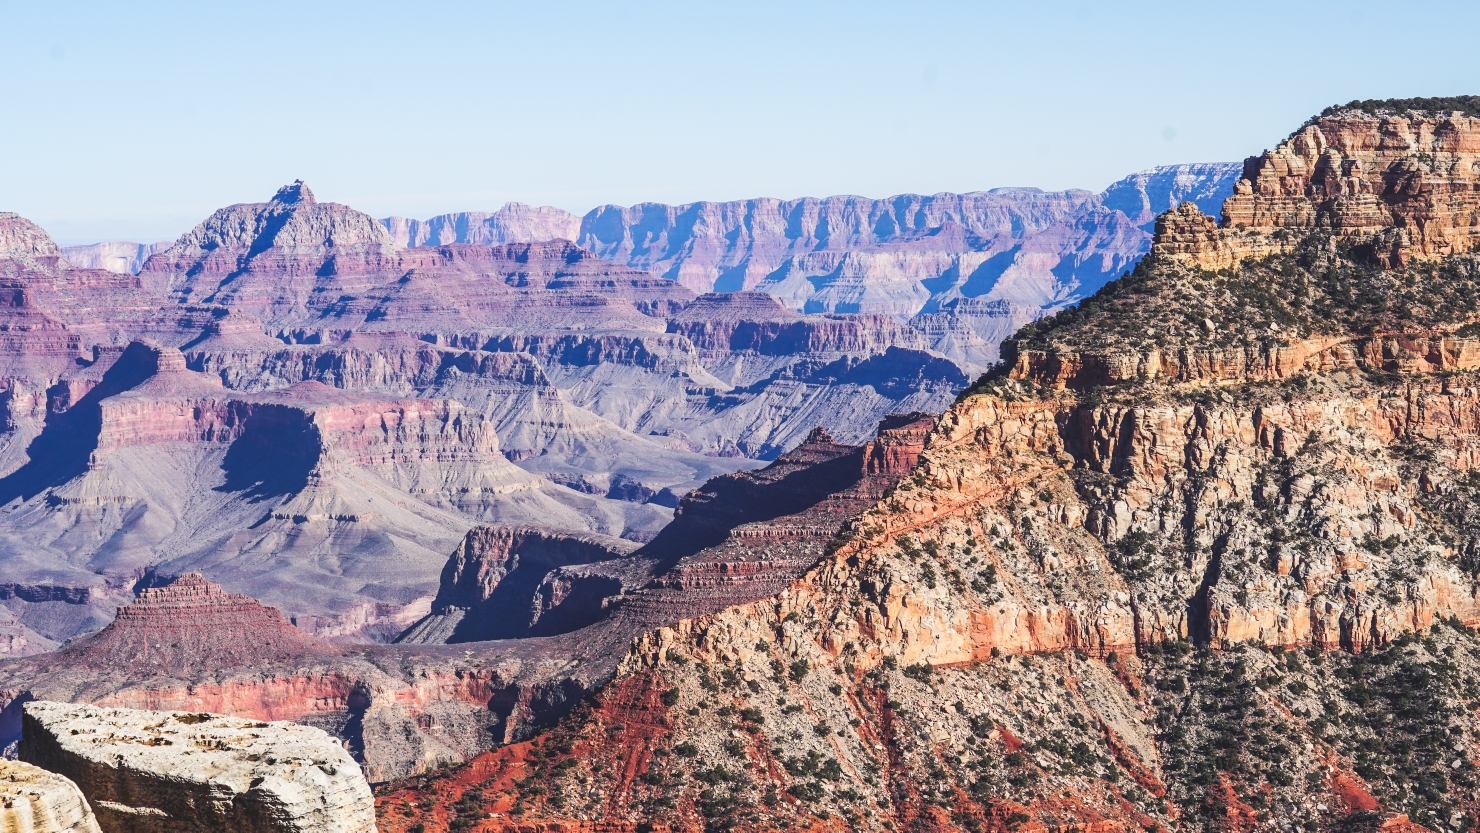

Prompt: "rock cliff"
[369,103,1480,833]
[381,203,581,248]
[396,526,642,643]
[1156,104,1480,271]
[21,701,376,832]
[0,760,102,833]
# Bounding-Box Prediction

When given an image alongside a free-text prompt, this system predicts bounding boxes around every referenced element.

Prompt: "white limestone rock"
[0,759,103,833]
[20,701,375,833]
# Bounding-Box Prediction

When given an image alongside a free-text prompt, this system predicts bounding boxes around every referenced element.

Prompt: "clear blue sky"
[3,0,1478,244]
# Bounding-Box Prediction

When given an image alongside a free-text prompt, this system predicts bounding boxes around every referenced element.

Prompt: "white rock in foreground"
[20,701,375,832]
[0,759,103,833]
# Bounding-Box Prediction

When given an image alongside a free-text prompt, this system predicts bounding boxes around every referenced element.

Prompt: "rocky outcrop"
[396,526,641,643]
[1158,105,1480,269]
[0,759,102,833]
[0,215,70,274]
[20,701,375,832]
[63,573,339,676]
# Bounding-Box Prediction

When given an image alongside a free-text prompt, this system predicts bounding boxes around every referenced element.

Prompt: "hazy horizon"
[47,168,1232,248]
[5,0,1479,244]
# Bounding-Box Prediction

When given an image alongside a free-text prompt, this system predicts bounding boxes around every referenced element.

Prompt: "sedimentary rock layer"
[1157,108,1480,270]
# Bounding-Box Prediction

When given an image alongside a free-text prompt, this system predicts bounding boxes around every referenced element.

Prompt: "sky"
[3,1,1479,244]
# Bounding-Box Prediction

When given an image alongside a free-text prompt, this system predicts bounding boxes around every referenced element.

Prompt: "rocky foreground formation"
[21,701,376,832]
[0,416,928,784]
[0,759,102,833]
[372,101,1480,833]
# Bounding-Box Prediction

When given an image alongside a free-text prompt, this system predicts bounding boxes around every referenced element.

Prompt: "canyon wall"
[370,103,1480,833]
[377,164,1242,368]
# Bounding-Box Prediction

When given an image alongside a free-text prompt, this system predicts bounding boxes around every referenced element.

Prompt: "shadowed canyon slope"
[368,101,1480,833]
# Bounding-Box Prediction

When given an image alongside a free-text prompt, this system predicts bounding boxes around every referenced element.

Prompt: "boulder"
[0,759,102,833]
[19,701,375,832]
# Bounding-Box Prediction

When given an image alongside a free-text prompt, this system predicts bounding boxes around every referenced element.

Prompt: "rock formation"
[1155,104,1480,271]
[368,102,1480,833]
[21,701,376,832]
[63,573,339,676]
[0,215,70,274]
[385,165,1242,368]
[0,414,930,784]
[395,526,641,643]
[57,242,170,276]
[0,759,102,833]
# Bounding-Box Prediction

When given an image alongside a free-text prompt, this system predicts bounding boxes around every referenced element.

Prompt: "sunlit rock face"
[20,700,376,833]
[370,103,1480,833]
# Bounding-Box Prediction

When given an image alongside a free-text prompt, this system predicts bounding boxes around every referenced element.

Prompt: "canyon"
[0,415,929,784]
[5,98,1480,833]
[0,163,1240,649]
[363,101,1480,832]
[0,181,970,647]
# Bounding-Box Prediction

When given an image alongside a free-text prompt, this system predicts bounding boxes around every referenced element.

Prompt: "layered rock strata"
[368,102,1480,833]
[1155,106,1480,270]
[386,165,1242,368]
[0,760,102,833]
[21,701,376,832]
[0,415,929,783]
[64,573,339,677]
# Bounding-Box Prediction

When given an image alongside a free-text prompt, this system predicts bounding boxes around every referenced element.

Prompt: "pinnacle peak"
[271,180,316,206]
